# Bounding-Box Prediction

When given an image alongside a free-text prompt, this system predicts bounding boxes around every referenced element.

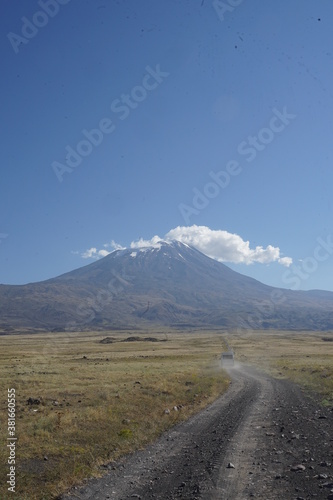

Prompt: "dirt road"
[61,365,333,499]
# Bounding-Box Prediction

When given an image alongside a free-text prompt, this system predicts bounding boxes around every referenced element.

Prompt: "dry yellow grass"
[0,330,230,500]
[230,329,333,405]
[1,328,332,500]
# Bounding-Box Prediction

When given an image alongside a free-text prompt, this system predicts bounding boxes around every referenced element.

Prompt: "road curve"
[60,364,333,500]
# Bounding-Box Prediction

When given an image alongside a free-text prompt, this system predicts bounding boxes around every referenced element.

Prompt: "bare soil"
[60,364,333,499]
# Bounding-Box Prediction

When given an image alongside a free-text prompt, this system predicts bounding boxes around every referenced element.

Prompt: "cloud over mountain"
[165,226,292,267]
[80,225,292,267]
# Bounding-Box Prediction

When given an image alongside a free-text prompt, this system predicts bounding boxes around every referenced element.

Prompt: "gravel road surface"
[60,364,333,500]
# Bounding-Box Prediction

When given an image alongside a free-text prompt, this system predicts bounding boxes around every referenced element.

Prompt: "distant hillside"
[1,241,333,332]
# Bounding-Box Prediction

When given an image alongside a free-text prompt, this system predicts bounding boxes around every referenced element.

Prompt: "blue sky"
[1,0,333,291]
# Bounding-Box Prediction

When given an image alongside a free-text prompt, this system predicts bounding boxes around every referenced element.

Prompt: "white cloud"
[78,225,292,267]
[278,256,293,267]
[103,240,126,251]
[130,235,164,249]
[164,225,292,267]
[81,240,125,259]
[81,247,110,259]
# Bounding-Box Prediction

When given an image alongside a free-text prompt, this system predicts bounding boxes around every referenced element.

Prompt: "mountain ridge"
[1,240,333,332]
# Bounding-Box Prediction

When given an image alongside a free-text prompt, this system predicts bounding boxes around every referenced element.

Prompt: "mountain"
[1,240,333,332]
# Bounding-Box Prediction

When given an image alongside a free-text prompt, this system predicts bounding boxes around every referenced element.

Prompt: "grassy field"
[230,329,333,406]
[0,329,230,500]
[1,328,332,500]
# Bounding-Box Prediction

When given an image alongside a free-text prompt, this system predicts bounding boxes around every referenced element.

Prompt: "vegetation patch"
[2,328,331,499]
[0,330,229,500]
[231,329,333,405]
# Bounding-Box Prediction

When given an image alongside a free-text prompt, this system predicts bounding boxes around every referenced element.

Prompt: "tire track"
[60,364,333,500]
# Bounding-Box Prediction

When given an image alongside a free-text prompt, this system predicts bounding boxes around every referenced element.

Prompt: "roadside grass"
[1,328,332,499]
[230,330,333,405]
[0,330,230,500]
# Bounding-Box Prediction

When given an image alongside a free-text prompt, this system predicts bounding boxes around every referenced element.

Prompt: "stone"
[321,482,333,489]
[27,397,40,405]
[291,464,306,472]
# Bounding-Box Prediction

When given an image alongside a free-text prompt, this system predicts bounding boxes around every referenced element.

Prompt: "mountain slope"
[1,241,333,331]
